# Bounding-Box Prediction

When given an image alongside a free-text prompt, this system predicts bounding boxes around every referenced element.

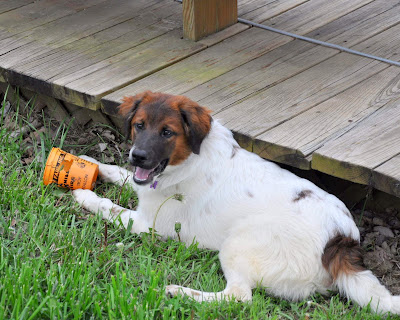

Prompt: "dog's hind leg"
[72,189,150,234]
[165,274,252,303]
[166,245,253,302]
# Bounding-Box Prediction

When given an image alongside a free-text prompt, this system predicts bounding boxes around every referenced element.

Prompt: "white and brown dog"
[73,91,400,314]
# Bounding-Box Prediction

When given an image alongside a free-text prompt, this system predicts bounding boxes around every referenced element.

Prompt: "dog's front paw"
[165,285,184,298]
[78,155,100,165]
[72,189,98,210]
[78,155,116,183]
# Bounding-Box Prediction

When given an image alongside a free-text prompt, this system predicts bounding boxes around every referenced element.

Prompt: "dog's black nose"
[129,148,148,164]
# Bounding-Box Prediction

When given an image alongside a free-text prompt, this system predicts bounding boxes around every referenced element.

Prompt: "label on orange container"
[43,148,99,190]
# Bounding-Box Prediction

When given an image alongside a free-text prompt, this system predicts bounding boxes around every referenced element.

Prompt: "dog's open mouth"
[133,159,169,185]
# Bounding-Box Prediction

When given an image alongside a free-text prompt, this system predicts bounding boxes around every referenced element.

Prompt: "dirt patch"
[353,208,400,295]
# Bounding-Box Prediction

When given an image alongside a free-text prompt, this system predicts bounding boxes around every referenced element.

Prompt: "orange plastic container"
[43,148,99,190]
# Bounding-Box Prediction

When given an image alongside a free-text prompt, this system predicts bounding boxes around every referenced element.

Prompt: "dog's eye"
[135,123,144,130]
[162,129,174,138]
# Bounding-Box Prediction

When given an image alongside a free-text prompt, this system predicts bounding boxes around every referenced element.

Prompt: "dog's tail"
[322,234,400,314]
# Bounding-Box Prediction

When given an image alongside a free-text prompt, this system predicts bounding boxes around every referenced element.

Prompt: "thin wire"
[175,0,400,67]
[238,18,400,67]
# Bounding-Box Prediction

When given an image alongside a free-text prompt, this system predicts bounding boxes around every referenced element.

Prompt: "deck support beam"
[183,0,237,41]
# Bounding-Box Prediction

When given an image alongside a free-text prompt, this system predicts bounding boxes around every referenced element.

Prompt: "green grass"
[0,95,398,319]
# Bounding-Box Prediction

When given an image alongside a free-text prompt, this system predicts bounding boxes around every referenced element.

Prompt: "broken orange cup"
[43,147,99,190]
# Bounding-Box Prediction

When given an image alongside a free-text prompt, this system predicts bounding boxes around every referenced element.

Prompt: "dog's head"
[118,91,212,185]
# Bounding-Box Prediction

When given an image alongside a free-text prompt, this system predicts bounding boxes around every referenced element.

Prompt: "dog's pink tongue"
[135,167,152,180]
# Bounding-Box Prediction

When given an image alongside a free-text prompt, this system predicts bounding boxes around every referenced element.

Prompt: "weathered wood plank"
[38,94,73,125]
[16,19,245,84]
[186,0,400,106]
[0,0,35,14]
[0,0,108,39]
[64,103,113,127]
[0,0,111,61]
[102,0,398,119]
[101,28,291,114]
[197,22,248,47]
[2,0,245,110]
[183,0,237,41]
[254,0,374,33]
[2,3,181,75]
[351,23,400,61]
[0,0,189,109]
[0,82,19,105]
[373,155,400,198]
[307,0,400,47]
[239,0,309,23]
[214,53,386,137]
[255,66,400,168]
[0,0,165,63]
[312,98,400,185]
[186,41,336,110]
[212,20,400,137]
[49,29,206,109]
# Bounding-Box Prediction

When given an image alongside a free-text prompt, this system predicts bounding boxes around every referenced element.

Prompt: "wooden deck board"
[0,0,110,63]
[255,66,399,168]
[10,9,181,75]
[0,0,164,70]
[214,54,385,137]
[103,0,399,122]
[185,41,336,108]
[0,0,248,109]
[0,0,35,14]
[373,155,400,198]
[0,0,108,39]
[312,97,400,185]
[255,0,375,33]
[351,24,400,61]
[102,28,291,114]
[187,0,400,105]
[54,30,206,107]
[0,0,206,108]
[238,0,309,23]
[0,1,183,86]
[307,0,400,47]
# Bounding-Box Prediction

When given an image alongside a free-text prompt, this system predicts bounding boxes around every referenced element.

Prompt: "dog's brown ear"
[177,97,212,155]
[118,91,151,139]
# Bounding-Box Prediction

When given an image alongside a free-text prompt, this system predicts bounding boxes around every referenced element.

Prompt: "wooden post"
[183,0,238,41]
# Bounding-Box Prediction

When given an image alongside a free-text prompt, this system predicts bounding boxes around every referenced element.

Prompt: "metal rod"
[238,17,400,67]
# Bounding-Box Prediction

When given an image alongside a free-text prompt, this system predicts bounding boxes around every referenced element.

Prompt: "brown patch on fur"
[118,91,163,116]
[190,290,201,297]
[293,189,313,202]
[322,234,365,280]
[167,95,212,155]
[246,190,254,198]
[111,207,125,217]
[117,91,157,139]
[168,115,192,166]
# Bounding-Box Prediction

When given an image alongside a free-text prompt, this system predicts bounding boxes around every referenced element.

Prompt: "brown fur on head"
[117,91,212,184]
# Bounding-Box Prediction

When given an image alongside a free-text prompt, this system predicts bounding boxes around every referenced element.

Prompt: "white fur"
[73,120,399,314]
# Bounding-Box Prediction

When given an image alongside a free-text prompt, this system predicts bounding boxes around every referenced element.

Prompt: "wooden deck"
[1,0,400,197]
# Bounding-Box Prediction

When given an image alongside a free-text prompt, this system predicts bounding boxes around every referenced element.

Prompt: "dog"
[73,91,400,314]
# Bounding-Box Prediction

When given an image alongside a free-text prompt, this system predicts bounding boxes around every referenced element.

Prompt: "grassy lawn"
[0,95,396,319]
